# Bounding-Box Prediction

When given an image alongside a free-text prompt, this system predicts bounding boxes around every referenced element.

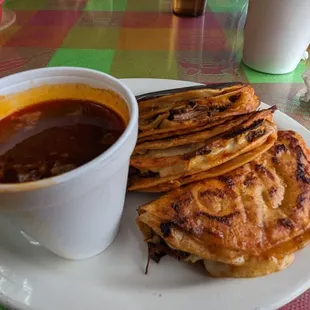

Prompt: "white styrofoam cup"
[243,0,310,74]
[0,67,138,260]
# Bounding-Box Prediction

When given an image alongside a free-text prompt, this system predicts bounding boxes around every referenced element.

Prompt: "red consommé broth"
[0,99,126,183]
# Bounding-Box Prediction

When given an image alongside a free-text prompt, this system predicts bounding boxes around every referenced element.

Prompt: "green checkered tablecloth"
[0,0,310,309]
[1,0,309,130]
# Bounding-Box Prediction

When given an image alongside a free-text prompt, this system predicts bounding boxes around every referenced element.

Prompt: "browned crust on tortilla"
[136,131,310,265]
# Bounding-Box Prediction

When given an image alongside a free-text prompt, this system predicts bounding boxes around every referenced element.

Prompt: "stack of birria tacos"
[129,83,277,192]
[132,83,310,278]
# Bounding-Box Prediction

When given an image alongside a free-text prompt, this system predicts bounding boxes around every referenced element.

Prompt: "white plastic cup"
[0,67,138,260]
[243,0,310,74]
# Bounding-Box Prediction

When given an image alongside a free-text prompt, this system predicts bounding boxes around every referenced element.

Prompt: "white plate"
[1,78,310,310]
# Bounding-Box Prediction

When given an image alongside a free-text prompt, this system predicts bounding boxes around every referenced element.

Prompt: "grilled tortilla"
[136,131,310,277]
[138,84,260,143]
[129,108,277,192]
[134,107,275,155]
[132,135,276,192]
[204,228,310,278]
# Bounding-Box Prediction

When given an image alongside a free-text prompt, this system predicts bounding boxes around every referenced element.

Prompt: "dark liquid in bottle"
[173,0,207,17]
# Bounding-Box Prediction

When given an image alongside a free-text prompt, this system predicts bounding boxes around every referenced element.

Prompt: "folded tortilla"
[136,131,310,277]
[138,84,260,143]
[129,108,277,192]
